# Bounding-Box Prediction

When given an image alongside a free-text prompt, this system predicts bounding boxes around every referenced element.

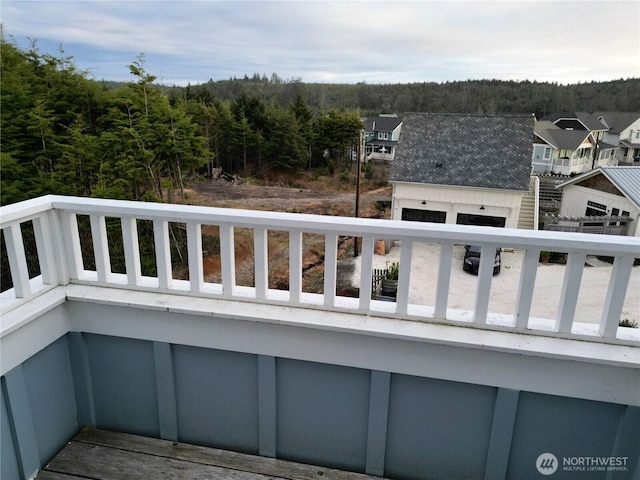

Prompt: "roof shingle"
[390,113,533,191]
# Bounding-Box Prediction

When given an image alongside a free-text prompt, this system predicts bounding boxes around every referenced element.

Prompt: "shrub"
[328,159,336,176]
[619,319,638,328]
[386,261,400,280]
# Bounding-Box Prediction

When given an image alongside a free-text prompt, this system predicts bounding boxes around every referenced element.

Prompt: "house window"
[543,147,551,160]
[611,208,619,216]
[622,211,630,217]
[586,200,607,216]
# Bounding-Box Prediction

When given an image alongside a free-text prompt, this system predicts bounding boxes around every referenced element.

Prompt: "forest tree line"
[171,73,640,119]
[2,35,640,208]
[0,39,363,206]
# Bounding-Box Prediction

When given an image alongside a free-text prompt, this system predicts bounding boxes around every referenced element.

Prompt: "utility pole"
[354,129,362,257]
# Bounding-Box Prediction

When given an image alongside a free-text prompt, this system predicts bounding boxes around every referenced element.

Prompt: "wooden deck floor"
[37,428,386,480]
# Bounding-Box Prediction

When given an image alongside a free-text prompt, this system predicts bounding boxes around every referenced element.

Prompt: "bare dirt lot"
[186,179,391,218]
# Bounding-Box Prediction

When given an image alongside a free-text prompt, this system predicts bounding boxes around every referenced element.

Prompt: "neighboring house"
[389,113,534,229]
[533,112,619,175]
[557,166,640,237]
[533,121,602,175]
[362,114,403,162]
[592,112,640,165]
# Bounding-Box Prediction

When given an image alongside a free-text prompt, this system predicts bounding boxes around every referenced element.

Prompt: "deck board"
[38,428,386,480]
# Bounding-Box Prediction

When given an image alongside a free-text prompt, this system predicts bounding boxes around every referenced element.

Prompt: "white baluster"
[358,236,375,311]
[395,240,413,316]
[289,231,302,304]
[434,242,453,319]
[153,220,172,289]
[90,215,112,283]
[599,255,634,338]
[121,218,142,286]
[60,213,83,280]
[32,214,58,286]
[219,224,235,297]
[323,234,338,307]
[3,224,31,298]
[514,249,540,329]
[556,252,587,333]
[188,222,203,293]
[254,227,268,300]
[473,245,496,324]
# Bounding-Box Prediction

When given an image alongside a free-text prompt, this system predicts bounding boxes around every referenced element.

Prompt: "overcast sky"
[3,1,639,86]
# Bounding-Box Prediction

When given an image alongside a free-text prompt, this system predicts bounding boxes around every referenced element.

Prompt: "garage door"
[402,208,446,223]
[456,213,506,227]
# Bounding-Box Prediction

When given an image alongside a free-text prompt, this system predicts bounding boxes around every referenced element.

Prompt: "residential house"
[362,114,403,162]
[389,113,535,229]
[593,112,640,165]
[533,113,618,174]
[556,166,640,236]
[534,120,619,176]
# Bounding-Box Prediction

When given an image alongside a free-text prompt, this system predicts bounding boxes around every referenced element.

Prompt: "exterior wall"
[559,185,640,236]
[2,315,639,480]
[391,183,524,228]
[390,123,402,141]
[532,143,553,173]
[620,118,640,143]
[1,333,79,480]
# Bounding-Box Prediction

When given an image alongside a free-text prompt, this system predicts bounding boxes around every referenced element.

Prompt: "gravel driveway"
[350,241,640,325]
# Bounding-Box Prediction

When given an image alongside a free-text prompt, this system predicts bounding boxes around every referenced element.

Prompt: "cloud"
[2,0,639,85]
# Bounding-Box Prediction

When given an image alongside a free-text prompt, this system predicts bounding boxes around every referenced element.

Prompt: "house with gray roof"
[556,166,640,237]
[389,113,535,229]
[593,112,640,165]
[533,118,617,175]
[362,114,403,162]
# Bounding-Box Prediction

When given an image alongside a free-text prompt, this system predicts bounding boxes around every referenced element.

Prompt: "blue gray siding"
[2,327,639,480]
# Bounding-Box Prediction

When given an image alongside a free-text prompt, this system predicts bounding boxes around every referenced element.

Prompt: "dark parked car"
[463,245,501,275]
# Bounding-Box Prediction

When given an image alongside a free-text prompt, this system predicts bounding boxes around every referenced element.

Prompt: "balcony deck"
[2,195,639,480]
[38,428,382,480]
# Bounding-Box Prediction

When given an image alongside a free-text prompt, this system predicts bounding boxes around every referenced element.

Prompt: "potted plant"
[539,251,551,263]
[381,261,399,298]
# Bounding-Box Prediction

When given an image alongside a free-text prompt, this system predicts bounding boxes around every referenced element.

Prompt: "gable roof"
[540,112,607,131]
[390,113,533,191]
[592,112,640,134]
[543,128,592,150]
[363,116,403,132]
[534,119,594,150]
[557,166,640,210]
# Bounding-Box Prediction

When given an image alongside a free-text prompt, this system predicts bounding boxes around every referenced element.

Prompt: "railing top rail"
[13,195,633,256]
[0,195,55,226]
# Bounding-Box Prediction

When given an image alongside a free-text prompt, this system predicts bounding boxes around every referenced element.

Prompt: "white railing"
[1,195,639,344]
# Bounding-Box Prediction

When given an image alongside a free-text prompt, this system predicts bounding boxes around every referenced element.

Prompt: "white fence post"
[32,213,59,286]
